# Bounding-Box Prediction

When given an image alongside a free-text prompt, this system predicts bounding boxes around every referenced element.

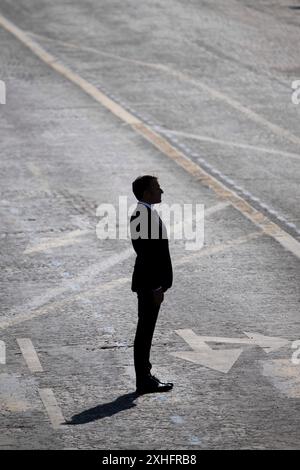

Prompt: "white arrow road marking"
[243,332,290,353]
[172,329,291,373]
[194,332,290,353]
[171,347,243,374]
[171,329,243,373]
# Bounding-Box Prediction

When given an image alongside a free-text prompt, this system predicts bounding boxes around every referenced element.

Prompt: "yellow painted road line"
[0,16,139,126]
[0,14,299,260]
[133,123,300,259]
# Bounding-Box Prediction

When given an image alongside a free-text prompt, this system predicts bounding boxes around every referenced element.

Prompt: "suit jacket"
[130,203,173,292]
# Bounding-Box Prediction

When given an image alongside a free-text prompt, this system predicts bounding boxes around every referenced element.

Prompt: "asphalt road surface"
[0,0,300,450]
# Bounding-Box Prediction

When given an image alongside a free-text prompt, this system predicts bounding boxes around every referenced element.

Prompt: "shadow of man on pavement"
[65,392,139,425]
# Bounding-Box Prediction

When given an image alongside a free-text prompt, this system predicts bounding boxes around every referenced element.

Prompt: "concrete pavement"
[0,0,300,450]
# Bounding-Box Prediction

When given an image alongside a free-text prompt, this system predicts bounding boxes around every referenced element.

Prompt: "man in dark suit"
[130,175,173,394]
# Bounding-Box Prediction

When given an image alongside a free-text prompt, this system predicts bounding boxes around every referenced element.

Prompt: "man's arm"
[152,286,164,305]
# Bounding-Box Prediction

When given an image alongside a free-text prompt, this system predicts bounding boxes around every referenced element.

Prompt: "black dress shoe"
[136,376,173,395]
[149,374,166,384]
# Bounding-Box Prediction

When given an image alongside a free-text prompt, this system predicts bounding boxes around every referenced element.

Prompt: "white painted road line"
[1,233,261,332]
[0,234,261,332]
[204,201,230,216]
[0,14,299,259]
[134,124,300,258]
[175,231,262,266]
[170,201,230,240]
[0,15,139,126]
[159,129,300,161]
[4,247,134,325]
[25,29,300,149]
[38,388,65,429]
[17,338,43,373]
[26,161,50,192]
[155,64,300,148]
[24,229,91,254]
[0,277,131,331]
[1,203,229,330]
[0,340,6,364]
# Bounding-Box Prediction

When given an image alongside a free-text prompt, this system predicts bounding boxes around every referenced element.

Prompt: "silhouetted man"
[130,175,173,394]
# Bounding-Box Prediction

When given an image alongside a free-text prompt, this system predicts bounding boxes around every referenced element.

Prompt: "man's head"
[132,175,163,205]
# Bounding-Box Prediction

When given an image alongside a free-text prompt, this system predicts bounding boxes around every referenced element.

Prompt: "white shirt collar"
[138,201,153,210]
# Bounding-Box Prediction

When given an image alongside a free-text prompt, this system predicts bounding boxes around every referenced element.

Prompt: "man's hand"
[153,288,164,306]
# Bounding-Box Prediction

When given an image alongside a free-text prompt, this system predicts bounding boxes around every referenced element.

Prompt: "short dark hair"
[132,175,157,200]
